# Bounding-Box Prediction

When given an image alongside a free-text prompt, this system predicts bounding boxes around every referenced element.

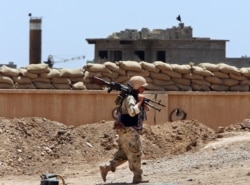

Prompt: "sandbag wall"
[0,64,85,90]
[1,61,250,91]
[84,61,250,92]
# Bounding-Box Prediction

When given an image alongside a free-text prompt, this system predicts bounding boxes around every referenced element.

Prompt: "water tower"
[29,14,42,64]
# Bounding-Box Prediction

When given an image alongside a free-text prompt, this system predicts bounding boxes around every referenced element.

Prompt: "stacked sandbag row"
[194,63,249,91]
[2,61,250,91]
[0,64,86,90]
[83,61,250,92]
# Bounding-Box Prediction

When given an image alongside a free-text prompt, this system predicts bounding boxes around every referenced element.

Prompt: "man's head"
[128,76,148,90]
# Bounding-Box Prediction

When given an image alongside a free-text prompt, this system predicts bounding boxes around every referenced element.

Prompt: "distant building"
[86,23,228,65]
[86,23,250,67]
[0,61,17,68]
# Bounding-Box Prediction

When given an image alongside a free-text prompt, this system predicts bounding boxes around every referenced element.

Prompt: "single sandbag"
[51,77,71,84]
[192,79,211,87]
[153,61,172,71]
[104,61,126,75]
[0,75,14,84]
[192,66,214,76]
[192,84,211,91]
[33,81,55,89]
[118,61,142,72]
[198,63,219,72]
[222,79,239,87]
[26,63,49,74]
[217,63,241,75]
[171,64,191,74]
[205,76,223,84]
[59,68,84,78]
[84,63,111,73]
[229,73,247,81]
[104,61,120,71]
[150,72,170,81]
[210,84,229,91]
[213,71,229,79]
[0,83,14,89]
[71,82,87,90]
[0,65,20,77]
[53,83,72,89]
[240,80,250,86]
[230,85,249,92]
[39,68,61,78]
[16,83,36,89]
[177,84,192,91]
[161,69,182,78]
[140,61,160,73]
[240,67,250,78]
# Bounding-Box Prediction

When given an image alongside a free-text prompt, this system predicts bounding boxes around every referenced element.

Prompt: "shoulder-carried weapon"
[92,76,166,112]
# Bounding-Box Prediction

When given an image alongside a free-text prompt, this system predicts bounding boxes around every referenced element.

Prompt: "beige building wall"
[1,90,249,129]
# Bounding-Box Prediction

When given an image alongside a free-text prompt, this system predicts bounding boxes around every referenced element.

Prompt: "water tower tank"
[29,17,42,64]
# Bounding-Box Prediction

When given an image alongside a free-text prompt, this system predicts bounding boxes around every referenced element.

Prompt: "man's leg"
[100,138,127,182]
[119,128,147,183]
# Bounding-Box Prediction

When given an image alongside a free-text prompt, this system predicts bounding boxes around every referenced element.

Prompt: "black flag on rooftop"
[176,15,181,22]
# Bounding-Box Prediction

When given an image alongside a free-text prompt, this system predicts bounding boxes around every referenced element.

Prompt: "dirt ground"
[0,117,250,185]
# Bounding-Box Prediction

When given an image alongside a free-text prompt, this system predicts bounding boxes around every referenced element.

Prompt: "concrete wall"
[92,39,226,63]
[168,92,250,129]
[1,89,249,129]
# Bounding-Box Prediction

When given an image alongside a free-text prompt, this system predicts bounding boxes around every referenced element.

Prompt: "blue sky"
[0,0,249,69]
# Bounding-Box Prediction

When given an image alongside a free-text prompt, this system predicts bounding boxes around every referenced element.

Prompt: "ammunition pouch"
[115,91,128,105]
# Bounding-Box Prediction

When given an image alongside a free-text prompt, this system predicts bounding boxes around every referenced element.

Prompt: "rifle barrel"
[144,102,161,112]
[144,97,166,107]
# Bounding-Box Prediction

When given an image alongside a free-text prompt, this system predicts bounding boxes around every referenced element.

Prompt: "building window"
[134,50,145,61]
[113,50,122,61]
[98,50,108,59]
[157,51,166,62]
[120,40,132,45]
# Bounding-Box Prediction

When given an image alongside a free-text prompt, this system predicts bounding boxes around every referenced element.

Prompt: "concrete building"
[86,23,228,65]
[86,23,250,67]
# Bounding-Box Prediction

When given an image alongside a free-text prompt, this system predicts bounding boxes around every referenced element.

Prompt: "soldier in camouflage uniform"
[100,76,149,184]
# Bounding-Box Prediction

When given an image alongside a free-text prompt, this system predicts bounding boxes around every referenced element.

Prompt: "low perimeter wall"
[1,90,250,129]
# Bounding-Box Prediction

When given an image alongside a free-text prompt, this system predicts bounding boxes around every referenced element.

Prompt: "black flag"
[176,15,181,22]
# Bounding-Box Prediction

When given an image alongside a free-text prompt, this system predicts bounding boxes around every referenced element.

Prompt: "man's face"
[137,86,145,93]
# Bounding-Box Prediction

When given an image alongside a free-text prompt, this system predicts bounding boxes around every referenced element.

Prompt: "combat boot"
[99,165,110,182]
[132,174,149,184]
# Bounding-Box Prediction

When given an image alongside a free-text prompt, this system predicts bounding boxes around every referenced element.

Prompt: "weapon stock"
[92,76,166,112]
[92,76,129,93]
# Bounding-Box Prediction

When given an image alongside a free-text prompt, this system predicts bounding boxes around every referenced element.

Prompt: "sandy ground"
[0,117,250,185]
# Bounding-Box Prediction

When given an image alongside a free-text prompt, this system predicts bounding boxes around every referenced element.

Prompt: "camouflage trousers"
[108,127,143,181]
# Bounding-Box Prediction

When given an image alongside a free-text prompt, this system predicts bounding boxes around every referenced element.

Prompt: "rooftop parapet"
[108,23,193,40]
